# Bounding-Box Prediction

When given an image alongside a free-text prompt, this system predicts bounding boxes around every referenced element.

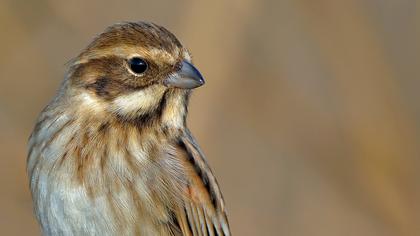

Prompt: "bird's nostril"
[163,60,205,89]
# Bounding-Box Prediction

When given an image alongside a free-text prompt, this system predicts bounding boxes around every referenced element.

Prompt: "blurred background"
[1,0,419,235]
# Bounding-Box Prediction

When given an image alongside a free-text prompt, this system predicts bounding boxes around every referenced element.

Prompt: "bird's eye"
[128,57,148,75]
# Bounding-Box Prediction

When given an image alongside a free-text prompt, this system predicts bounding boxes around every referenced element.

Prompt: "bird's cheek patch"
[110,86,166,119]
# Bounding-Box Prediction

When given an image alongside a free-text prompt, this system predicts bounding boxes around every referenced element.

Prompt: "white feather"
[111,86,165,118]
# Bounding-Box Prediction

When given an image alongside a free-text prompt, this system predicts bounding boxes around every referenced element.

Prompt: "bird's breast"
[28,113,185,236]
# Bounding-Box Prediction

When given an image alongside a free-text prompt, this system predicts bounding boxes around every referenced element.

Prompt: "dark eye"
[128,57,148,75]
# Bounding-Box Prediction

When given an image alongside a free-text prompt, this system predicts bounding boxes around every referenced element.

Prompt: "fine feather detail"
[27,21,230,236]
[28,108,231,235]
[172,131,231,236]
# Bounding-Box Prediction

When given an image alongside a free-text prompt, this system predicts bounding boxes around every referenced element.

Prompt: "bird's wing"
[172,130,231,236]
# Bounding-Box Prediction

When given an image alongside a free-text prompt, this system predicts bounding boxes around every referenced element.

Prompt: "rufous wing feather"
[172,131,230,236]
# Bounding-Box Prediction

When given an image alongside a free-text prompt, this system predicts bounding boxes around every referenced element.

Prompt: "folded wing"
[171,130,231,236]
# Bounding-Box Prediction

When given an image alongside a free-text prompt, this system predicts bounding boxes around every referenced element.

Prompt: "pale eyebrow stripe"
[75,45,179,65]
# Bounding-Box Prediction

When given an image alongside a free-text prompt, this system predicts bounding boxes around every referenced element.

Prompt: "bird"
[27,22,230,236]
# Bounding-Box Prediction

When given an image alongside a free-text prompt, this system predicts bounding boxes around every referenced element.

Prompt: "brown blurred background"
[1,0,419,235]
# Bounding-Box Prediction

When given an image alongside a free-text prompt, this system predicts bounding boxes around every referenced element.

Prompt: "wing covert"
[171,131,230,236]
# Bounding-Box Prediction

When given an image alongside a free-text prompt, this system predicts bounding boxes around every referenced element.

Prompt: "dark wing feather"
[172,130,230,236]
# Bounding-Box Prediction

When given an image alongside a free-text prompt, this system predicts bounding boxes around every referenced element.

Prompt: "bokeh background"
[1,0,419,235]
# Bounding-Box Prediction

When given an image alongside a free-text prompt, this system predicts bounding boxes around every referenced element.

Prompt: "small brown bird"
[27,22,230,236]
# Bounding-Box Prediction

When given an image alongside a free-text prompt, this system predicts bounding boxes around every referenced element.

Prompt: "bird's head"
[66,22,204,128]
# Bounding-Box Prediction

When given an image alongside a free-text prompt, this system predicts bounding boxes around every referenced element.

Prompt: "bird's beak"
[164,60,205,89]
